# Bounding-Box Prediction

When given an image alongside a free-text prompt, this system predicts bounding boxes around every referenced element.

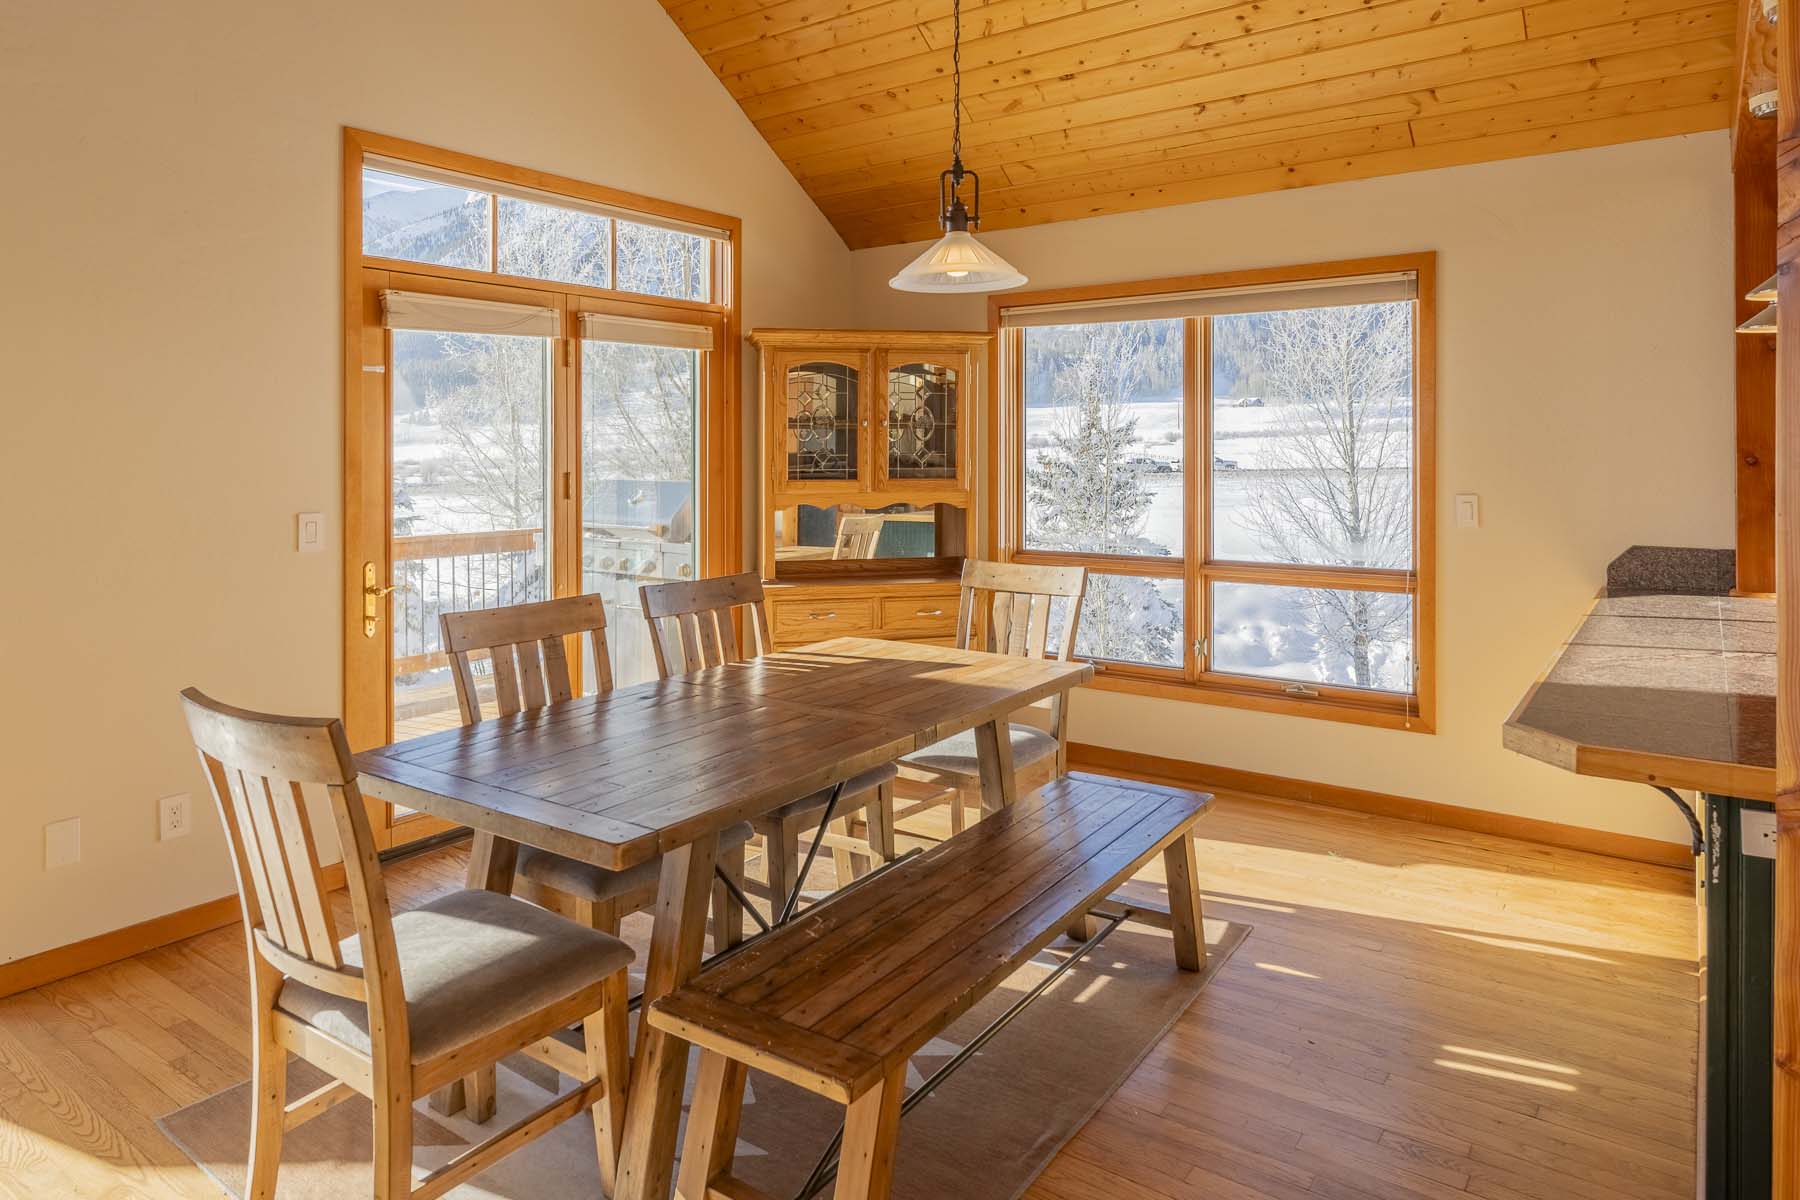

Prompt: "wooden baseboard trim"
[1068,743,1693,871]
[0,862,348,1000]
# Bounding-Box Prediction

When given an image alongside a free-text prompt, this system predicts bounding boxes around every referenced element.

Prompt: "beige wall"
[851,133,1735,847]
[0,0,851,963]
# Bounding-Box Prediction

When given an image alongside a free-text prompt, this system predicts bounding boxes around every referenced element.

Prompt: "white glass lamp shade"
[889,230,1027,293]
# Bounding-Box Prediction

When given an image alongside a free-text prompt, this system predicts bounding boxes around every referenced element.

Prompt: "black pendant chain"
[950,0,962,170]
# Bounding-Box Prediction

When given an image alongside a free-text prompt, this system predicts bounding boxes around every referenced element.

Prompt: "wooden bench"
[646,772,1213,1200]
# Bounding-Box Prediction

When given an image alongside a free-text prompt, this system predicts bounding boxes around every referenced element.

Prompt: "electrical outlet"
[45,818,80,869]
[160,792,191,841]
[1741,808,1777,860]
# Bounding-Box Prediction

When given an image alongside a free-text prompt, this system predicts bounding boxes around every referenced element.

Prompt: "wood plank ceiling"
[658,0,1734,249]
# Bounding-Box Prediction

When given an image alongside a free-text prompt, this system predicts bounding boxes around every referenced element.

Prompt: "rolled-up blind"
[999,271,1416,328]
[578,311,714,351]
[380,291,560,337]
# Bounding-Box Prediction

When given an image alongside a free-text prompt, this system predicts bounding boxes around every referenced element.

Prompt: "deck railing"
[391,527,544,679]
[387,525,694,685]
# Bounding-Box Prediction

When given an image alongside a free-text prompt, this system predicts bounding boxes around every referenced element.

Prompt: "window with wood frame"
[992,254,1435,732]
[342,130,743,782]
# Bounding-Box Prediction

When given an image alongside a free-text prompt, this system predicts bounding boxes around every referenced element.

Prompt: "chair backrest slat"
[271,777,341,968]
[956,560,1088,663]
[240,770,310,956]
[440,595,612,725]
[833,514,885,560]
[640,572,773,678]
[180,689,391,1014]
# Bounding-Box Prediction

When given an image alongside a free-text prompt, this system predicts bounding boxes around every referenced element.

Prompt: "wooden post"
[1772,1,1800,1190]
[1738,0,1780,594]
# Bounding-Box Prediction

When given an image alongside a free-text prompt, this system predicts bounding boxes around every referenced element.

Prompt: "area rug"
[160,874,1245,1200]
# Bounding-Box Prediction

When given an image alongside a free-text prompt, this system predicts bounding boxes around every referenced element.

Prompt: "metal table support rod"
[781,779,847,924]
[1650,784,1705,856]
[792,907,1136,1200]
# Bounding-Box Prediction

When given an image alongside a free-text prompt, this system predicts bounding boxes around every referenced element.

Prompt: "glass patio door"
[577,326,706,689]
[387,325,554,740]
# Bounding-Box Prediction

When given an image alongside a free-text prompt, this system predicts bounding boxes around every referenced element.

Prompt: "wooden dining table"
[354,635,1094,1200]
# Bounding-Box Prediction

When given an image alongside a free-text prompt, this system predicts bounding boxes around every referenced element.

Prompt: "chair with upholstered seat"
[895,560,1088,835]
[638,572,899,909]
[179,688,633,1200]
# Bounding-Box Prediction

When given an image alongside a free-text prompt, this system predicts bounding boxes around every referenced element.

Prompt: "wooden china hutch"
[750,329,991,649]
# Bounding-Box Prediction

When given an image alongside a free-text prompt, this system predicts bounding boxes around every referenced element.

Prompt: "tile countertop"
[1503,590,1777,802]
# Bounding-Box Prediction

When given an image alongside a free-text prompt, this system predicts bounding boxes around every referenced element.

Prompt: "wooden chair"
[831,513,886,559]
[896,559,1089,835]
[439,595,751,948]
[639,572,899,907]
[179,688,633,1200]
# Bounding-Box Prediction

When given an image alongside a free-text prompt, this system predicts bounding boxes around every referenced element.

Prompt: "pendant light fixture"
[889,0,1027,294]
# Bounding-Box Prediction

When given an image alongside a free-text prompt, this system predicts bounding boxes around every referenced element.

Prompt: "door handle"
[362,562,397,637]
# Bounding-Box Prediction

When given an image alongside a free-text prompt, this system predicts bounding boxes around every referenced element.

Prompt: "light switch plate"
[45,817,80,869]
[1454,494,1481,528]
[1741,808,1777,860]
[297,512,324,553]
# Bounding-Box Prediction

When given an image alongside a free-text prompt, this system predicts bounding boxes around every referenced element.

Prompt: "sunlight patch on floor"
[1441,1045,1581,1076]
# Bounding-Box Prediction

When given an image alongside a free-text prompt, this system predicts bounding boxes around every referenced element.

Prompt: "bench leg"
[675,1051,747,1200]
[1163,832,1207,972]
[835,1065,905,1200]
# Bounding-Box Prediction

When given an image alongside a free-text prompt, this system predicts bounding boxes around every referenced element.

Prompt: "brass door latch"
[362,562,398,637]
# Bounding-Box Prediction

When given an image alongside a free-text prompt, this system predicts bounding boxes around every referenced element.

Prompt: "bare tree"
[1224,303,1414,689]
[583,343,696,489]
[417,332,549,532]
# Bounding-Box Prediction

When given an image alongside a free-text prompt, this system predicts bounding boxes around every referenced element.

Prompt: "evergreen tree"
[1024,321,1181,666]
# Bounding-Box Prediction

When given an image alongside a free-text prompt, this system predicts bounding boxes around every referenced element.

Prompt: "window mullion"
[1186,316,1206,682]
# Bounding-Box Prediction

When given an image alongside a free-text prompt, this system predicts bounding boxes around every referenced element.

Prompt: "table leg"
[973,718,1018,816]
[466,830,520,892]
[430,831,520,1119]
[615,833,721,1200]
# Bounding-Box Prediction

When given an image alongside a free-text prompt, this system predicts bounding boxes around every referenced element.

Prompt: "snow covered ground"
[1023,392,1416,692]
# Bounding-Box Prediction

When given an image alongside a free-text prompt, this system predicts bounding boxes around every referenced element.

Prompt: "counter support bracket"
[1649,784,1705,857]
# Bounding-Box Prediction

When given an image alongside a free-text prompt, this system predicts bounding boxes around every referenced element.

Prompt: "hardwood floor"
[0,789,1697,1199]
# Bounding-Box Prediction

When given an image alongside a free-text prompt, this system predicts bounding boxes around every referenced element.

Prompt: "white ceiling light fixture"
[889,0,1027,294]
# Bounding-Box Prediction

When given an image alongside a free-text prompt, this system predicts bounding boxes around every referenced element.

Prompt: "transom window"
[997,256,1435,731]
[361,159,713,302]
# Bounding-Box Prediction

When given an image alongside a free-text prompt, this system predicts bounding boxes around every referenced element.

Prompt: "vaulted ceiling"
[658,0,1732,249]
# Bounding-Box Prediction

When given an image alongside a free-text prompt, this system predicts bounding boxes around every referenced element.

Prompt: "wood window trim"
[340,129,745,841]
[987,252,1437,735]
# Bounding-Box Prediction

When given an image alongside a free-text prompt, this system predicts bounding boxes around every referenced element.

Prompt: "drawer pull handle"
[916,608,945,617]
[808,611,838,620]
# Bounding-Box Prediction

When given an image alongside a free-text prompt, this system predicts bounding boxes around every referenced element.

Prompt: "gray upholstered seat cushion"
[276,888,632,1064]
[899,723,1058,779]
[515,822,753,904]
[765,763,897,824]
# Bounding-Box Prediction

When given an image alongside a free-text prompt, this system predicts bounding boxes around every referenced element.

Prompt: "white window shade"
[999,271,1417,328]
[578,312,714,351]
[380,291,560,337]
[365,154,731,242]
